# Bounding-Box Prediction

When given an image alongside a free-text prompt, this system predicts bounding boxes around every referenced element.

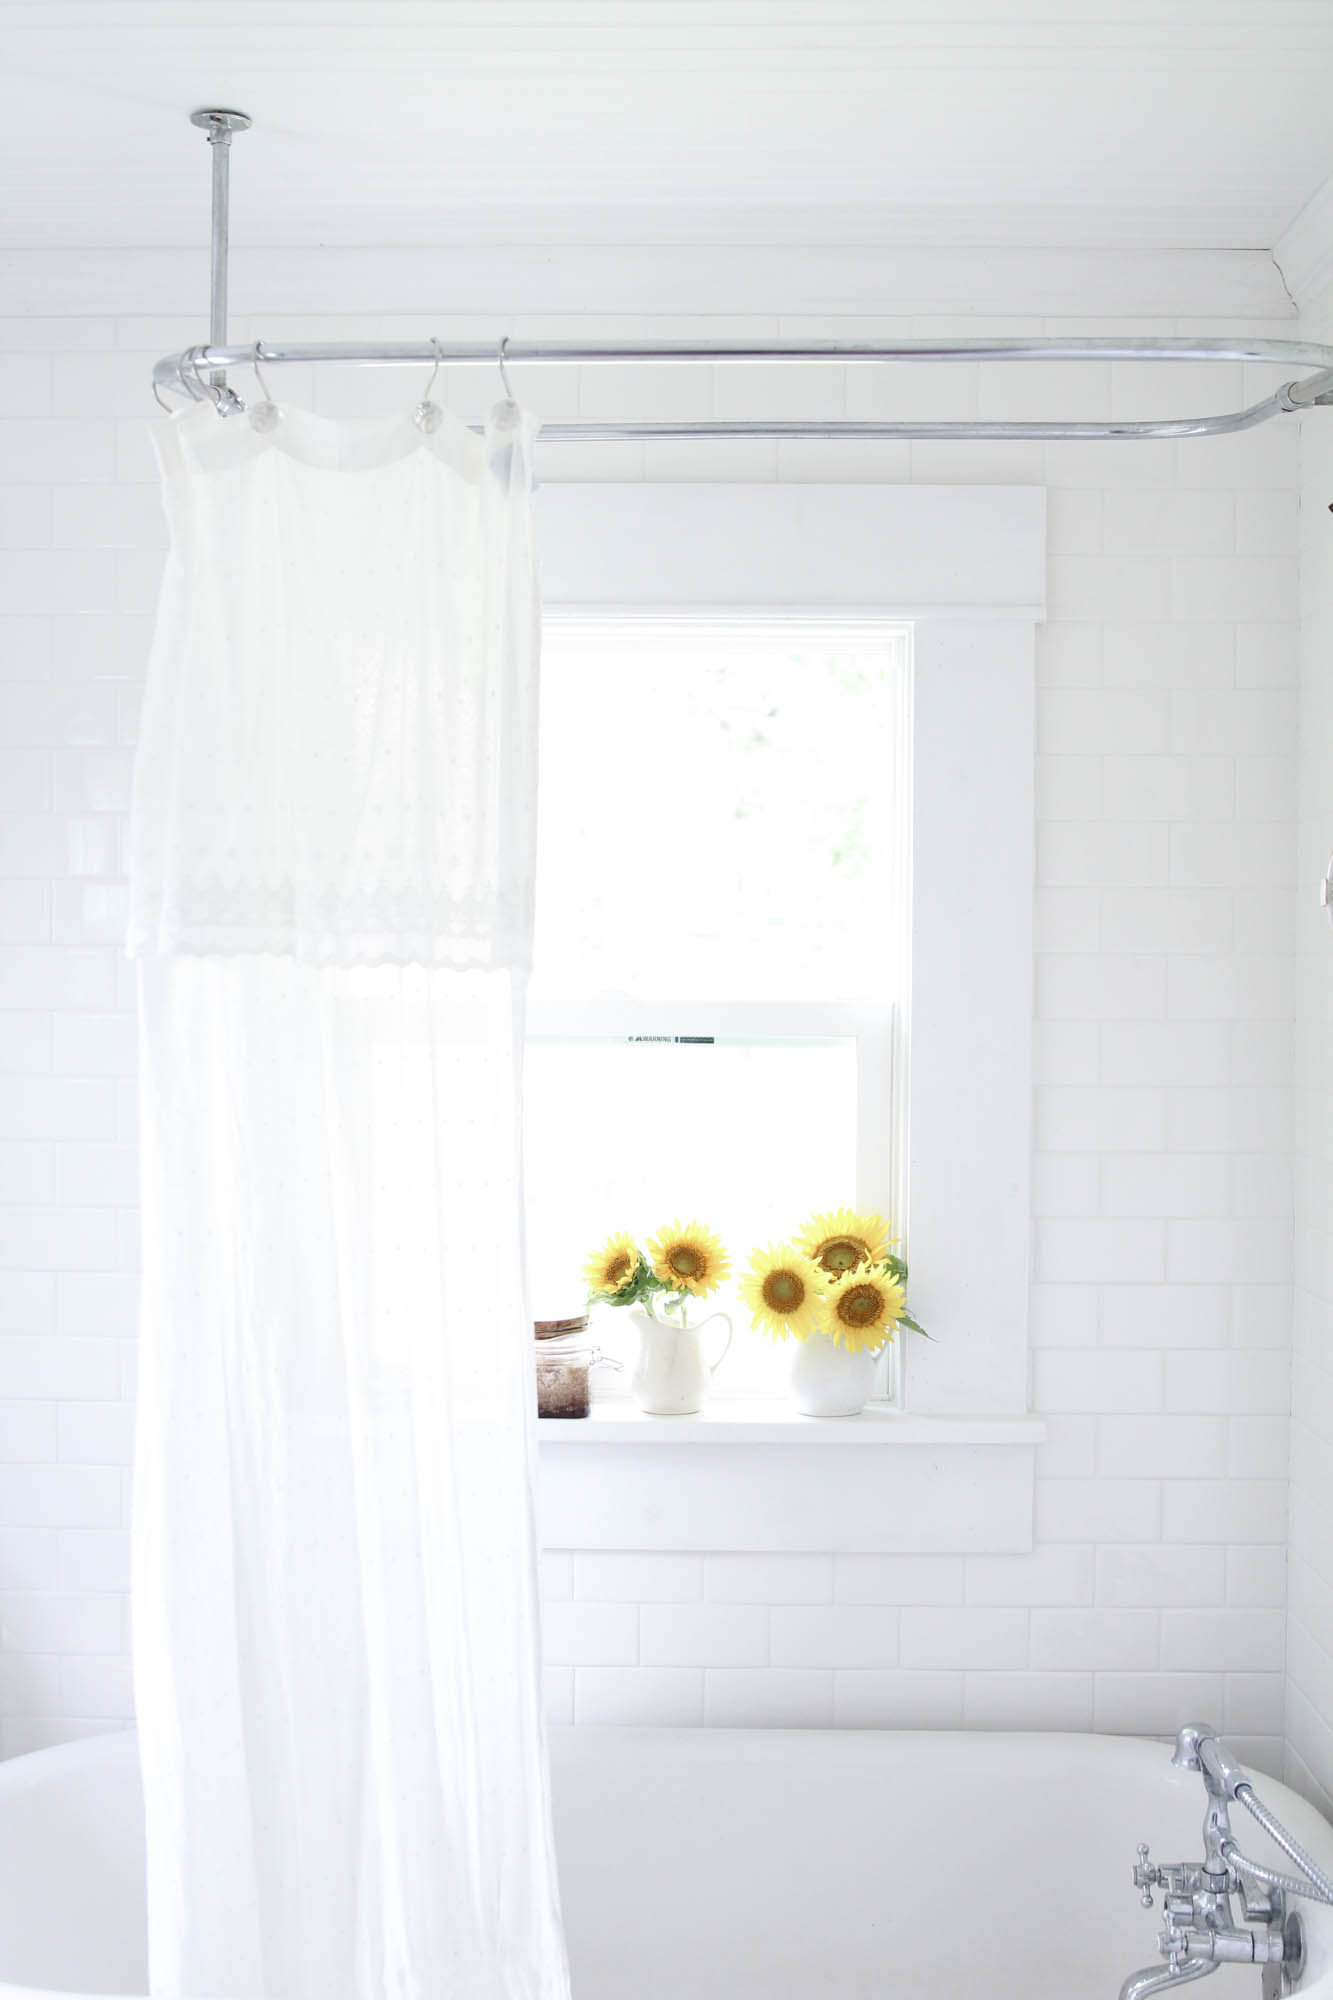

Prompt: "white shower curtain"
[128,396,569,2000]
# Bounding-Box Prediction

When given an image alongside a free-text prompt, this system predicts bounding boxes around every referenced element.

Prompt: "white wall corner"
[1275,172,1333,313]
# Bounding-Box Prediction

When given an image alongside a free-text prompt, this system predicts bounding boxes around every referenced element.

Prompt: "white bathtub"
[0,1726,1331,1998]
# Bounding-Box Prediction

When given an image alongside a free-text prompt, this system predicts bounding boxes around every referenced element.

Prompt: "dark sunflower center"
[668,1245,706,1280]
[836,1283,881,1328]
[606,1254,632,1287]
[762,1269,804,1312]
[819,1237,866,1274]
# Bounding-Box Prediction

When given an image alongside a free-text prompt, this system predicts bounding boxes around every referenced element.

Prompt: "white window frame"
[534,482,1044,1430]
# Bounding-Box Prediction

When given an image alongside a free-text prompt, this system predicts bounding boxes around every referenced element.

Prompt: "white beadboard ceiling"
[1,0,1332,258]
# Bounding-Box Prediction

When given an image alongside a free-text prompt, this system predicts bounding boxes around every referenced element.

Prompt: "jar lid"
[534,1314,590,1340]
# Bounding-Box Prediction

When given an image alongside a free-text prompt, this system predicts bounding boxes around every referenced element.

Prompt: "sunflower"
[740,1244,824,1343]
[797,1208,893,1277]
[583,1231,642,1299]
[647,1219,729,1298]
[825,1265,906,1354]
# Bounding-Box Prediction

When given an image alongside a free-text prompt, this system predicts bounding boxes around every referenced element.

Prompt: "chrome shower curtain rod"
[157,110,1333,444]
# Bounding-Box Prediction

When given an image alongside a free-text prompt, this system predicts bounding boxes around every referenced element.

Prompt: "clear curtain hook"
[182,345,223,411]
[414,338,444,433]
[497,335,517,406]
[248,342,281,432]
[183,343,242,418]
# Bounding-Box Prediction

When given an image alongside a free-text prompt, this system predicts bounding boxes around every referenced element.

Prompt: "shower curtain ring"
[248,342,281,431]
[497,335,516,405]
[250,342,276,405]
[183,345,223,410]
[414,338,444,432]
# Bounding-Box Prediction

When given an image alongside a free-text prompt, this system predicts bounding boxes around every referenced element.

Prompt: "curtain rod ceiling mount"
[189,108,252,138]
[155,110,1333,442]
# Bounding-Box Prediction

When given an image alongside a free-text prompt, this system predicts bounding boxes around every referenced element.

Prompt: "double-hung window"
[524,614,912,1402]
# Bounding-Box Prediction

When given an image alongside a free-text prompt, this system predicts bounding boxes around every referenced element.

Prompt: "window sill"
[536,1401,1044,1555]
[536,1399,1044,1447]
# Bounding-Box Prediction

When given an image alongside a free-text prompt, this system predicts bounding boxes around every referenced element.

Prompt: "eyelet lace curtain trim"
[128,397,541,970]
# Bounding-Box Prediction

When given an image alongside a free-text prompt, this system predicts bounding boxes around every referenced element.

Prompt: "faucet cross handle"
[1134,1843,1161,1908]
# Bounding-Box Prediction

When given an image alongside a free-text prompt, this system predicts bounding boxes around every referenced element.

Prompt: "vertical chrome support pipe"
[188,109,251,407]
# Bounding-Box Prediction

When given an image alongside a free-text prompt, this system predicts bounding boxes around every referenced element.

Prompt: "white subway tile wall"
[0,283,1299,1772]
[1287,277,1333,1818]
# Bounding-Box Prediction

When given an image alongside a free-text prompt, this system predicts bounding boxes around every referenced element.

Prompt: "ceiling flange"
[189,108,252,139]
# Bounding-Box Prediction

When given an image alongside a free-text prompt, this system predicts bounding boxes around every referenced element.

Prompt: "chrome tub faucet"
[1120,1724,1332,2000]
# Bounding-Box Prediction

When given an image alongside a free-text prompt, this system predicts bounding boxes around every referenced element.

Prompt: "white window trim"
[531,484,1045,1552]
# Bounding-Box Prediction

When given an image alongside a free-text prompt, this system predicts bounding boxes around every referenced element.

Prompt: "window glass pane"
[532,628,907,1004]
[525,1036,858,1398]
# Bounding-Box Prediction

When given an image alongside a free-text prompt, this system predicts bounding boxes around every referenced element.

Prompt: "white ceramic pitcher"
[628,1308,733,1416]
[788,1331,877,1417]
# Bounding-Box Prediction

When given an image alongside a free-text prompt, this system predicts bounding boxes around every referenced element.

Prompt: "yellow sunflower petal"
[824,1265,906,1354]
[646,1219,730,1298]
[796,1207,894,1277]
[739,1244,824,1343]
[583,1231,642,1297]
